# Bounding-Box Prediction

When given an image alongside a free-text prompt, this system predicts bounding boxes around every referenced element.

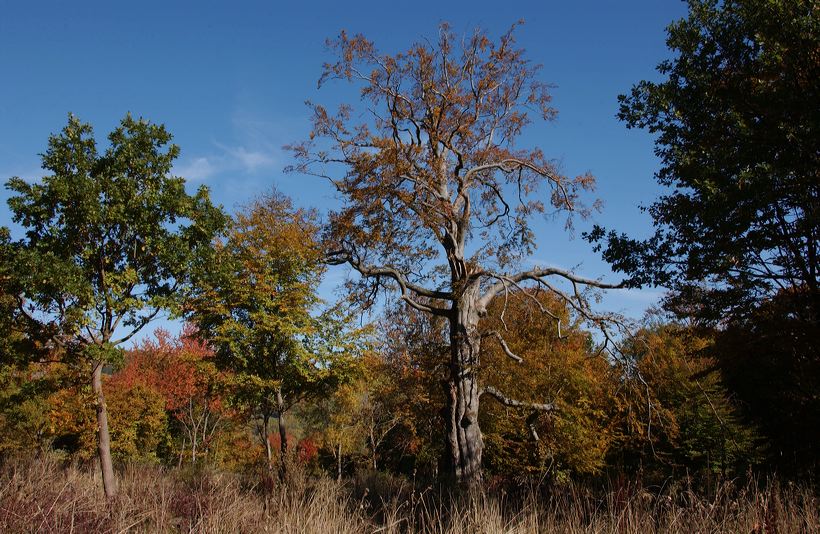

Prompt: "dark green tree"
[0,229,21,362]
[5,114,225,498]
[587,0,819,324]
[585,0,819,476]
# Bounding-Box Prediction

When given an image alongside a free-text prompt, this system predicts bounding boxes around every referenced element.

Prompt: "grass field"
[1,455,817,533]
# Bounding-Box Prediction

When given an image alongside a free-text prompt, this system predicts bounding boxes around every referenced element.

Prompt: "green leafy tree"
[305,379,368,480]
[0,229,18,362]
[0,228,51,365]
[0,364,56,454]
[5,114,225,498]
[105,382,170,463]
[188,190,363,477]
[713,294,819,475]
[587,0,819,324]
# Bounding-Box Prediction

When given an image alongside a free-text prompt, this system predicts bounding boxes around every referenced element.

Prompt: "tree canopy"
[4,113,226,497]
[587,0,819,325]
[186,189,363,474]
[290,22,623,485]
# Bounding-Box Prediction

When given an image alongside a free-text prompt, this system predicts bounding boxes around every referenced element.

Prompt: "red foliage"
[297,437,319,464]
[267,433,297,453]
[109,325,230,422]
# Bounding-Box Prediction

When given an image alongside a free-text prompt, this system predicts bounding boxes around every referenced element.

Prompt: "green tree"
[187,190,363,477]
[713,294,819,475]
[585,0,819,478]
[105,382,170,463]
[0,228,51,365]
[5,114,225,498]
[0,363,56,454]
[587,0,819,324]
[305,378,368,480]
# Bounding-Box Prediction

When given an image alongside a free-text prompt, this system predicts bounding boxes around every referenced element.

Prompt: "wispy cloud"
[173,144,277,182]
[216,143,276,173]
[173,106,300,184]
[173,157,218,182]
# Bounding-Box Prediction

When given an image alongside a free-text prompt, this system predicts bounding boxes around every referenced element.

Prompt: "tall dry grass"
[0,455,816,533]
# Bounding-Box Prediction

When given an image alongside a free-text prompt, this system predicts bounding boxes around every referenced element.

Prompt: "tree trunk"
[276,388,288,481]
[262,413,273,472]
[178,437,186,468]
[445,289,484,486]
[369,428,377,470]
[92,362,117,499]
[337,442,343,481]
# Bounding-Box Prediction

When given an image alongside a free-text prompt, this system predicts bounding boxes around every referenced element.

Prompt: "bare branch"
[481,385,556,412]
[110,307,163,345]
[327,250,453,316]
[482,330,523,363]
[462,158,571,208]
[478,266,624,310]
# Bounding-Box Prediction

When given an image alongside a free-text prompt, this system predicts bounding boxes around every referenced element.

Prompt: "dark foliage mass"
[586,0,820,477]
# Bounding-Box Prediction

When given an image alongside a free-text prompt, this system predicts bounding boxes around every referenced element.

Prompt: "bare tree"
[290,23,623,485]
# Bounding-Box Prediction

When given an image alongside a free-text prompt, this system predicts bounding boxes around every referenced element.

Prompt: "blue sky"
[0,1,688,335]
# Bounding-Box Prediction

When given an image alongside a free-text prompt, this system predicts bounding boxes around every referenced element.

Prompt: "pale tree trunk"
[445,287,484,486]
[337,442,343,481]
[369,426,377,470]
[178,437,186,468]
[276,388,288,481]
[92,362,117,499]
[262,413,273,472]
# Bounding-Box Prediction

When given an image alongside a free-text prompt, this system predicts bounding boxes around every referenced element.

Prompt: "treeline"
[1,0,818,503]
[0,290,769,484]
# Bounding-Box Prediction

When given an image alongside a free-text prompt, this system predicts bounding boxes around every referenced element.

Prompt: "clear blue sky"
[0,0,688,334]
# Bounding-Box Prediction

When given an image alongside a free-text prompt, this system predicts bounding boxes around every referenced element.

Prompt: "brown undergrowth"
[0,455,816,533]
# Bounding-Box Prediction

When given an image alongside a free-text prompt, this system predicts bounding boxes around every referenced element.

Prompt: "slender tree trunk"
[276,388,288,481]
[92,362,117,499]
[369,427,377,470]
[262,412,273,472]
[188,399,199,464]
[178,437,186,468]
[445,288,484,486]
[337,442,343,481]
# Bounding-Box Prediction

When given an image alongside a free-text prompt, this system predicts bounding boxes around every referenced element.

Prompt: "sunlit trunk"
[92,362,117,498]
[445,286,483,485]
[262,413,273,472]
[337,442,343,481]
[369,428,377,470]
[276,388,288,481]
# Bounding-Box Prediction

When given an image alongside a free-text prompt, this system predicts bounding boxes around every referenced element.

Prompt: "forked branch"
[481,386,557,442]
[326,249,453,316]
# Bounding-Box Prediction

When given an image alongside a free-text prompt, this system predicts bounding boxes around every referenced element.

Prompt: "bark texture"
[92,362,117,499]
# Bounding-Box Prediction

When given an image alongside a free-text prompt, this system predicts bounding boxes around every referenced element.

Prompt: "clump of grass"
[0,455,816,533]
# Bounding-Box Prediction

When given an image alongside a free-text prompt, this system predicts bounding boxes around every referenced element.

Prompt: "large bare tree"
[290,23,623,485]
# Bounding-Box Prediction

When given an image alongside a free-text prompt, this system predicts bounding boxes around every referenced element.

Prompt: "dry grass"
[0,456,816,533]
